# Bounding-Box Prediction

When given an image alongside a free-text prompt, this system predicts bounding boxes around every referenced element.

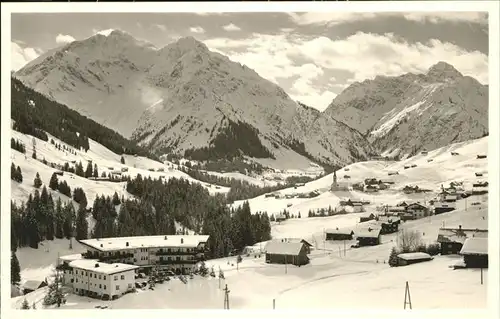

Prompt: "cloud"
[56,34,76,44]
[189,26,205,34]
[204,31,488,111]
[288,12,488,26]
[154,24,167,32]
[403,12,488,25]
[11,42,40,71]
[222,23,241,31]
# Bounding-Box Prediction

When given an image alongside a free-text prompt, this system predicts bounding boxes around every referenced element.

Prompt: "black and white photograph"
[1,1,499,316]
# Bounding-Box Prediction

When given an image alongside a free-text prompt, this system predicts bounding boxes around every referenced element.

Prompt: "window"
[99,284,102,289]
[121,275,125,280]
[114,276,118,281]
[99,275,101,280]
[94,274,97,278]
[104,285,107,289]
[76,288,79,293]
[103,276,106,280]
[116,285,120,291]
[76,279,78,283]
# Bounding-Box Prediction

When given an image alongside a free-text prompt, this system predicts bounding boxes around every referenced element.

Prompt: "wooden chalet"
[476,154,487,159]
[265,240,310,266]
[472,181,488,195]
[355,227,381,246]
[325,228,354,241]
[397,252,433,266]
[437,226,488,255]
[406,203,430,219]
[284,238,313,254]
[364,178,379,186]
[377,216,401,234]
[359,212,375,223]
[22,280,48,295]
[460,237,488,268]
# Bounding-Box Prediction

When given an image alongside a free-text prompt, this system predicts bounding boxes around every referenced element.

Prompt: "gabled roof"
[69,259,139,275]
[265,241,305,255]
[22,280,46,291]
[460,237,488,255]
[325,228,354,235]
[397,252,432,261]
[437,228,487,244]
[282,238,313,247]
[407,203,428,210]
[355,227,381,238]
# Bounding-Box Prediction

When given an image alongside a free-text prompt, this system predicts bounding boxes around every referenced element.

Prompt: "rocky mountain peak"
[426,61,463,81]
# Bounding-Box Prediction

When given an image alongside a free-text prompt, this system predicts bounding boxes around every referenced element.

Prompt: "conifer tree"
[11,251,21,285]
[112,191,121,205]
[121,156,125,164]
[85,161,93,178]
[49,173,59,190]
[75,205,88,240]
[54,198,64,239]
[33,172,42,188]
[93,163,98,178]
[16,166,23,183]
[43,270,66,307]
[11,163,16,181]
[21,299,30,310]
[388,247,399,267]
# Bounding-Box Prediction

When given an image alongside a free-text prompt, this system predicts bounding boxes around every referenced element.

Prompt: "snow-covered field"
[233,136,488,215]
[12,196,488,309]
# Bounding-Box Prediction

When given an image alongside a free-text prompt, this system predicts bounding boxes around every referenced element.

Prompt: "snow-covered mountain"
[14,31,373,168]
[323,62,488,157]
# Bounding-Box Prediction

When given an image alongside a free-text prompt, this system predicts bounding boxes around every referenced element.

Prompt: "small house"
[265,240,310,266]
[460,237,488,268]
[355,227,381,246]
[121,167,129,172]
[275,213,287,223]
[360,212,375,223]
[451,152,459,156]
[475,172,483,177]
[397,252,433,266]
[434,201,456,215]
[421,151,428,155]
[284,238,313,254]
[404,165,410,169]
[364,178,379,186]
[325,228,354,241]
[411,164,417,168]
[22,280,48,295]
[437,226,488,255]
[427,159,434,162]
[365,184,379,193]
[381,179,395,185]
[387,171,399,176]
[378,216,400,234]
[406,203,430,219]
[476,154,487,159]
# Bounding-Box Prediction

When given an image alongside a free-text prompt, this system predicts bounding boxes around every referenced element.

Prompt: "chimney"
[164,236,168,240]
[100,244,103,248]
[95,263,99,268]
[459,225,462,230]
[126,242,129,247]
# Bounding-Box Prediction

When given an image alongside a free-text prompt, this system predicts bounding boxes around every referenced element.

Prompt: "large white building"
[59,257,139,300]
[77,235,210,275]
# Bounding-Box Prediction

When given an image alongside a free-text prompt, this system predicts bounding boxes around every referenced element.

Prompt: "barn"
[397,252,433,266]
[325,228,354,241]
[378,216,401,234]
[265,240,310,266]
[355,227,381,246]
[22,280,48,295]
[460,237,488,268]
[437,226,488,255]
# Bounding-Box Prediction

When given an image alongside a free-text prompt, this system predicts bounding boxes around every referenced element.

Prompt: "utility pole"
[481,268,483,285]
[344,240,346,257]
[223,284,230,309]
[285,256,288,274]
[273,298,276,309]
[404,281,412,309]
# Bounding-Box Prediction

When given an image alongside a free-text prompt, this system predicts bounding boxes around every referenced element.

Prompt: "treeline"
[11,77,155,159]
[11,186,78,250]
[183,118,275,161]
[126,175,272,258]
[178,166,289,202]
[11,138,26,153]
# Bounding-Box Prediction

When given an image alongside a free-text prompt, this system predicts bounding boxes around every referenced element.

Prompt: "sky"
[11,12,489,111]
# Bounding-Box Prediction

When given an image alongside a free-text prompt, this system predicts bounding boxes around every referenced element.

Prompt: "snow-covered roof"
[378,216,401,224]
[69,259,139,275]
[22,280,46,291]
[460,237,488,255]
[78,235,210,251]
[59,254,82,262]
[265,241,305,256]
[437,228,487,244]
[397,252,432,261]
[325,228,354,235]
[355,227,381,238]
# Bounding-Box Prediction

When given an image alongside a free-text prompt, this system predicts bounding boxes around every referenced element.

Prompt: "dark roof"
[325,228,354,235]
[407,203,428,209]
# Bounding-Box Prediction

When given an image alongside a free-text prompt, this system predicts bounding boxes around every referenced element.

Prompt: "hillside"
[14,31,373,169]
[323,62,488,157]
[233,136,488,216]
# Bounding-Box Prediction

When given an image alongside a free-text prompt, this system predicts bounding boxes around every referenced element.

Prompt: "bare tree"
[398,229,422,253]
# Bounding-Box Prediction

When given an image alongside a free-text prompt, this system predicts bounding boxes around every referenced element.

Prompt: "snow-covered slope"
[324,62,488,157]
[10,129,230,211]
[233,136,488,215]
[14,32,373,168]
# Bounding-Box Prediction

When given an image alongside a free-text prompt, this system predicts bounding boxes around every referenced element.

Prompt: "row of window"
[70,270,126,281]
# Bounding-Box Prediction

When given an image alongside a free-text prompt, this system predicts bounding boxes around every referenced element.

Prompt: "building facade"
[61,259,138,300]
[77,235,210,275]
